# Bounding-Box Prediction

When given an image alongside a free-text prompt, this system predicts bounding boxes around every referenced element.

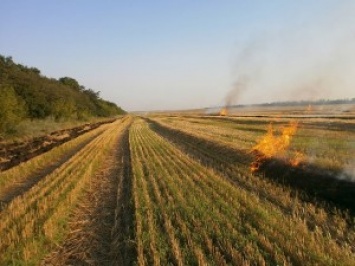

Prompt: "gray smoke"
[225,77,248,107]
[224,38,266,107]
[226,1,355,105]
[223,2,355,182]
[339,163,355,182]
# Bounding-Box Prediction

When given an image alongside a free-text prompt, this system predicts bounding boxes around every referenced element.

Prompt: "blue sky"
[1,1,354,111]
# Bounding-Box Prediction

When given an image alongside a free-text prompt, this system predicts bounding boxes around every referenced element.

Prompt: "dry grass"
[130,118,355,265]
[0,114,353,264]
[0,118,130,264]
[43,117,132,265]
[155,115,355,173]
[0,123,108,206]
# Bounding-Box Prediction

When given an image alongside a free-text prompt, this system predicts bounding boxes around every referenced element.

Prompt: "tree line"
[0,55,125,134]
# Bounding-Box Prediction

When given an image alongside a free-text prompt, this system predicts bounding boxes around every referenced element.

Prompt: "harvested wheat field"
[0,112,354,265]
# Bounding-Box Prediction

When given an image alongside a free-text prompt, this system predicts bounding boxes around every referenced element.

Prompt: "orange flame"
[254,121,298,158]
[290,151,305,167]
[219,107,228,116]
[250,121,301,173]
[306,104,313,112]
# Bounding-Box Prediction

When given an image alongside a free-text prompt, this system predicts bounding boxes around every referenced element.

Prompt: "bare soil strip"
[0,119,116,171]
[147,118,355,215]
[42,122,135,265]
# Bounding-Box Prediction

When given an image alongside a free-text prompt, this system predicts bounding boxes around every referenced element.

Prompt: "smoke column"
[224,2,355,181]
[224,77,248,107]
[226,1,355,106]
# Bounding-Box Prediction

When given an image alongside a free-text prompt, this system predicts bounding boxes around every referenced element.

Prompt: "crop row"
[148,118,355,247]
[0,120,111,207]
[156,115,355,171]
[43,117,133,264]
[130,119,354,265]
[0,117,130,264]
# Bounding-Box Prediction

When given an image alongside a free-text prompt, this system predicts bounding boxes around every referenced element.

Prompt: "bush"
[0,85,26,134]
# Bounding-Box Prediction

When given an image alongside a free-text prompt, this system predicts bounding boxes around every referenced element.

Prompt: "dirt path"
[42,124,135,265]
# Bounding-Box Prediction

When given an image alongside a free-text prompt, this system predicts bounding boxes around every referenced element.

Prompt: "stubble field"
[0,108,354,265]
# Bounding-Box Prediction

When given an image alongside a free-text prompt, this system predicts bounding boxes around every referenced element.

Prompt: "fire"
[290,151,305,167]
[250,121,301,173]
[253,121,298,158]
[219,107,228,116]
[306,104,313,112]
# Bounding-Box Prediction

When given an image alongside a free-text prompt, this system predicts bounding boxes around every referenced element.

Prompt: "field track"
[0,115,354,265]
[43,118,134,265]
[0,117,133,264]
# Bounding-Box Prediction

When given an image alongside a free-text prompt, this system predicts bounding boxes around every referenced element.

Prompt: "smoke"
[224,76,248,107]
[224,39,266,107]
[340,137,355,182]
[339,163,355,182]
[223,2,355,182]
[226,1,355,106]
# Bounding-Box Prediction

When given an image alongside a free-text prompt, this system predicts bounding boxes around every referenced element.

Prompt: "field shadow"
[147,118,355,216]
[257,157,355,215]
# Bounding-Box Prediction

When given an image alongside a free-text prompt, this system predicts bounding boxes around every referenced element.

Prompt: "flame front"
[254,121,298,158]
[219,107,228,116]
[290,151,305,167]
[250,121,300,173]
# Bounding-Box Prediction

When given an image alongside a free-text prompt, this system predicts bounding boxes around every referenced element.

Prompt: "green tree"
[52,98,77,121]
[0,54,126,122]
[58,77,81,90]
[0,85,26,134]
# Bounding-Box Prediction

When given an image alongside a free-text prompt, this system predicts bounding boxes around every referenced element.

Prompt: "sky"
[1,1,354,111]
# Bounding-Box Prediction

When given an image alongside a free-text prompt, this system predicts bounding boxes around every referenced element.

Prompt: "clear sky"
[1,1,354,111]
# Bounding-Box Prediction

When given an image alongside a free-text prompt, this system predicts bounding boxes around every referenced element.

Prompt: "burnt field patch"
[255,155,355,214]
[129,118,355,265]
[147,118,355,215]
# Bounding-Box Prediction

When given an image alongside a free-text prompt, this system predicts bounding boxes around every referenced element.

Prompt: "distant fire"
[306,105,313,112]
[219,107,228,116]
[250,121,303,173]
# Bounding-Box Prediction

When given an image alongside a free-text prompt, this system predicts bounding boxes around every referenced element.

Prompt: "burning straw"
[250,121,303,173]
